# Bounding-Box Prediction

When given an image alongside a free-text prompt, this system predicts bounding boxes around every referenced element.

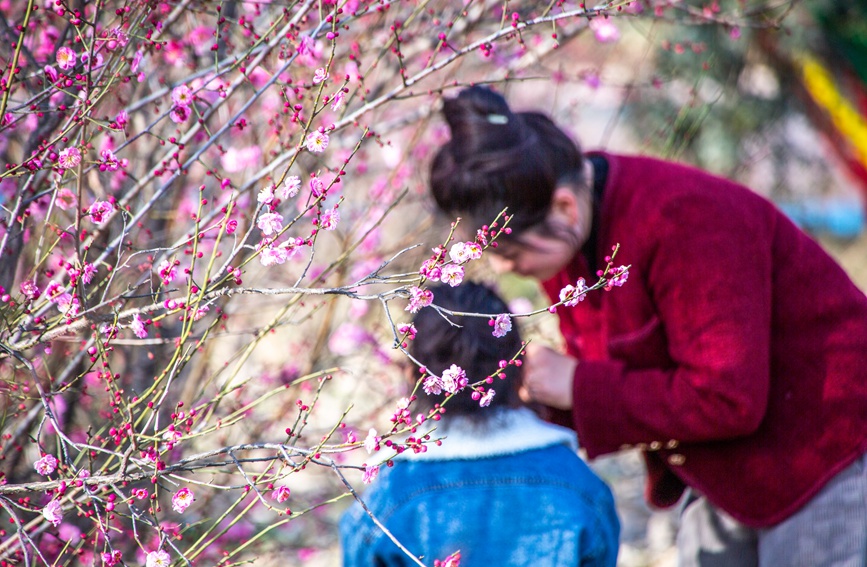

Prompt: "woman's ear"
[549,186,582,227]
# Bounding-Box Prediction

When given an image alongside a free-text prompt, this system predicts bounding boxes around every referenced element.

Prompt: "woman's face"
[488,229,580,281]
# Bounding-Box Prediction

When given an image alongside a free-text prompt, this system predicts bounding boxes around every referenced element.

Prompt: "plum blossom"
[145,550,171,567]
[423,374,443,395]
[257,185,275,205]
[87,200,113,224]
[280,176,301,199]
[54,188,77,210]
[99,149,120,171]
[42,499,63,527]
[439,264,464,287]
[362,464,380,484]
[309,176,325,197]
[313,67,328,84]
[130,313,148,338]
[436,551,462,567]
[319,207,340,230]
[158,260,177,285]
[330,90,346,112]
[35,454,58,476]
[259,242,289,266]
[20,280,39,300]
[171,488,194,513]
[102,551,122,566]
[56,47,76,70]
[449,241,482,264]
[80,262,97,284]
[44,65,58,82]
[559,278,588,307]
[479,388,496,407]
[441,364,468,394]
[170,105,190,124]
[589,18,620,43]
[405,286,433,313]
[608,266,629,287]
[272,486,291,503]
[305,130,329,153]
[491,313,512,338]
[57,147,81,170]
[257,212,284,236]
[363,429,379,453]
[132,488,149,500]
[171,84,193,107]
[397,323,417,341]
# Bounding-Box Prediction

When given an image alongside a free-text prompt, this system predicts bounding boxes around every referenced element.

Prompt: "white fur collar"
[401,407,578,461]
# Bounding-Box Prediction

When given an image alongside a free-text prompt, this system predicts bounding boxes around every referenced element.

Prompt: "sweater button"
[668,454,686,466]
[649,441,662,451]
[666,440,679,449]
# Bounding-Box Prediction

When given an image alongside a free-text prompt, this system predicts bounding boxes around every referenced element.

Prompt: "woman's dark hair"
[408,282,523,416]
[430,86,584,238]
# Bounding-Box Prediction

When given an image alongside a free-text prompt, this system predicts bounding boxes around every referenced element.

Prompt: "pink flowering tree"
[0,1,796,565]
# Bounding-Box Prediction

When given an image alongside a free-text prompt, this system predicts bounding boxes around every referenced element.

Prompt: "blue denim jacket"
[340,408,619,566]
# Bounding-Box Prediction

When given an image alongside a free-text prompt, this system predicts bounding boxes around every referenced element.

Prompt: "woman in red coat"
[429,86,867,566]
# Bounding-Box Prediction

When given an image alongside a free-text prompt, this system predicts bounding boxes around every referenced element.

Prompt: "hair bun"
[441,86,518,153]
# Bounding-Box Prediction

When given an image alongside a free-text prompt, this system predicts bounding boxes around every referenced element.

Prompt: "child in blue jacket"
[340,282,619,566]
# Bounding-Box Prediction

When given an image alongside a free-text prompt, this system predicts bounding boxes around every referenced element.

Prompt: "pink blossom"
[305,130,329,153]
[448,241,482,264]
[479,388,496,407]
[363,429,379,453]
[330,90,346,112]
[35,454,58,476]
[54,187,77,210]
[115,110,129,127]
[257,185,275,205]
[132,488,149,500]
[491,313,512,338]
[589,18,620,43]
[56,47,76,70]
[130,313,148,338]
[130,50,144,72]
[170,105,190,124]
[225,219,238,234]
[100,149,120,171]
[57,147,81,170]
[158,260,177,285]
[171,84,193,107]
[419,257,442,280]
[608,266,629,287]
[436,550,461,567]
[42,499,63,527]
[279,176,301,199]
[313,67,328,84]
[259,242,289,266]
[439,264,464,287]
[559,278,588,307]
[87,200,112,224]
[309,176,325,197]
[441,364,467,394]
[405,286,433,313]
[272,486,291,503]
[423,374,442,396]
[44,65,58,82]
[319,207,340,230]
[362,464,379,484]
[81,262,97,284]
[257,212,284,236]
[145,550,171,567]
[55,294,80,316]
[171,488,194,513]
[20,280,39,300]
[102,550,122,566]
[397,323,417,341]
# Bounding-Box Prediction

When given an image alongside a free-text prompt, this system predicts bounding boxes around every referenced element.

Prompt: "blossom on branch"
[448,241,482,264]
[305,130,329,153]
[439,264,464,287]
[57,147,81,170]
[171,488,194,513]
[441,364,468,394]
[34,454,58,476]
[272,486,291,503]
[280,176,301,199]
[405,286,433,313]
[145,550,171,567]
[491,313,512,338]
[363,429,379,454]
[559,278,588,307]
[42,499,63,527]
[56,47,76,70]
[362,465,379,485]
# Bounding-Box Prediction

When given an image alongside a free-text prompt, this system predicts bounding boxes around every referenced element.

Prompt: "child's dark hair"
[408,282,523,416]
[429,86,584,239]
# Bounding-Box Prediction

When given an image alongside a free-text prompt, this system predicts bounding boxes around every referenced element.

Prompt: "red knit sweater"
[542,152,867,527]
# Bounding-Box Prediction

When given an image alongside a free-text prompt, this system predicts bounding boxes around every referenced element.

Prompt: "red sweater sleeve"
[572,191,774,458]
